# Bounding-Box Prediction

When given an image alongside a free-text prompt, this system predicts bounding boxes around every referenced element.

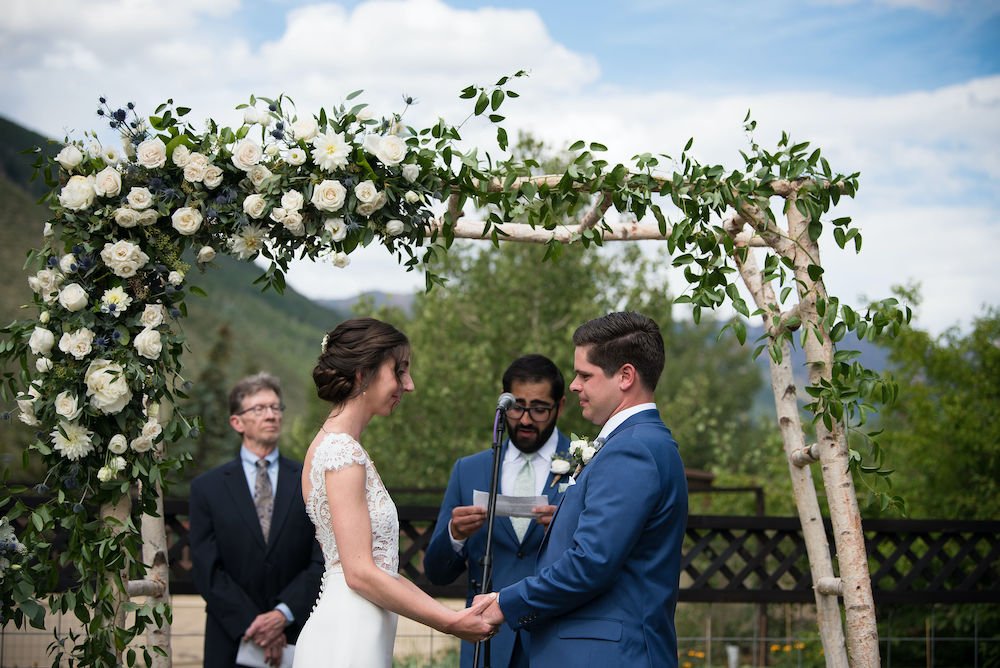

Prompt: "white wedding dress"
[293,433,400,667]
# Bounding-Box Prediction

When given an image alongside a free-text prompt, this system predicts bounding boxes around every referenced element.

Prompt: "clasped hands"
[244,609,288,667]
[451,592,505,642]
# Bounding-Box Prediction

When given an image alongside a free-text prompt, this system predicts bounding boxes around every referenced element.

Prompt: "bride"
[294,318,497,667]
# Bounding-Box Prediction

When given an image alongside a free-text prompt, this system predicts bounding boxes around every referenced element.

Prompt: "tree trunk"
[140,479,172,667]
[101,496,131,665]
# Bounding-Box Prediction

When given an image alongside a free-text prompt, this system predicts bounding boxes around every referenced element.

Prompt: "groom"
[478,311,688,667]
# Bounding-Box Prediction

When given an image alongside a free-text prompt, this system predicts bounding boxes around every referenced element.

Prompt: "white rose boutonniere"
[548,456,573,488]
[567,434,606,478]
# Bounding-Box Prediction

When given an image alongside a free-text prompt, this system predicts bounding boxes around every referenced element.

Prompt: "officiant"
[189,373,324,667]
[424,355,572,668]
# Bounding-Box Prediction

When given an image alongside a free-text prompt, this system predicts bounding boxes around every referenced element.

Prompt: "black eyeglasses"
[236,403,286,417]
[506,404,555,421]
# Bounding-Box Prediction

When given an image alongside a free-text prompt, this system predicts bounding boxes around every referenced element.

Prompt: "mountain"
[317,291,416,316]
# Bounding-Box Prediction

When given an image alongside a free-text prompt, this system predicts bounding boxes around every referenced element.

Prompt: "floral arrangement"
[550,434,604,487]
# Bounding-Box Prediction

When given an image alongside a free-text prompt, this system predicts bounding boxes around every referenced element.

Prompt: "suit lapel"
[266,456,299,552]
[223,458,267,550]
[533,432,572,550]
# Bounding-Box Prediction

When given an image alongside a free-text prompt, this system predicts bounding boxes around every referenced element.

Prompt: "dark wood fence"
[8,497,1000,604]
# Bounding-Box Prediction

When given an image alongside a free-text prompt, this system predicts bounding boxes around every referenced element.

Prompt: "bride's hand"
[447,592,500,643]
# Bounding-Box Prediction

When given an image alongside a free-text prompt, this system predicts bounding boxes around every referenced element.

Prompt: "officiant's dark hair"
[573,311,664,392]
[314,317,410,406]
[502,354,564,402]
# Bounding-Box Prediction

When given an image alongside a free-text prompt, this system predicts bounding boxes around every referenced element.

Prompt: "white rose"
[248,164,272,189]
[137,210,158,226]
[140,304,165,328]
[203,165,224,189]
[59,327,95,360]
[93,166,122,198]
[28,327,55,355]
[324,217,347,242]
[285,147,306,166]
[101,240,150,278]
[136,137,167,169]
[142,418,162,440]
[29,268,64,302]
[354,180,378,204]
[121,135,135,160]
[386,219,404,236]
[126,187,153,210]
[580,445,597,464]
[374,134,407,166]
[171,206,203,235]
[197,246,216,263]
[108,434,128,454]
[331,251,350,268]
[58,283,89,312]
[168,271,184,286]
[242,193,268,219]
[17,386,41,426]
[56,145,83,170]
[282,211,305,236]
[362,134,380,155]
[36,357,53,373]
[59,175,96,210]
[85,358,132,414]
[269,207,287,223]
[402,163,420,183]
[171,144,191,167]
[570,439,587,456]
[281,189,304,211]
[114,207,139,227]
[130,436,153,453]
[183,152,211,182]
[551,459,572,475]
[356,190,387,218]
[54,391,83,421]
[87,141,102,159]
[133,327,162,359]
[97,466,114,483]
[311,179,346,212]
[243,107,262,125]
[404,190,420,204]
[231,139,263,171]
[58,254,77,274]
[356,106,375,122]
[290,116,319,141]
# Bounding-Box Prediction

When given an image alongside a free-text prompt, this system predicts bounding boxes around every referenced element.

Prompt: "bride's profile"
[293,317,497,667]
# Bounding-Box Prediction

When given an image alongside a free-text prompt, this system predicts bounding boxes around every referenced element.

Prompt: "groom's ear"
[617,363,639,391]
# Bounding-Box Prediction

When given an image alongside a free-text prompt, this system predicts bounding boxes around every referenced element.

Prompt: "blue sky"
[1,0,998,333]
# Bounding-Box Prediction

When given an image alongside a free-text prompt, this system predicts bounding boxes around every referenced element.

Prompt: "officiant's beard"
[509,419,557,455]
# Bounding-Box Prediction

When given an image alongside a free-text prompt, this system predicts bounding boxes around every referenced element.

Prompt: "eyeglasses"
[236,403,286,417]
[506,404,555,421]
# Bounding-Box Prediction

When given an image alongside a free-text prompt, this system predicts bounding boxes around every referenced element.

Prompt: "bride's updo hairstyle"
[314,317,410,405]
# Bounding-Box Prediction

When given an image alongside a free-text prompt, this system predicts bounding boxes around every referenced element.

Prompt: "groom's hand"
[473,593,506,626]
[449,505,487,540]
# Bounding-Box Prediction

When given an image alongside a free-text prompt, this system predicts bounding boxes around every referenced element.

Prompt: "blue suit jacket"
[190,455,324,667]
[424,431,571,668]
[498,410,688,668]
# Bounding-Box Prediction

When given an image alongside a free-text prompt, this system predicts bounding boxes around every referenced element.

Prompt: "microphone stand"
[472,404,509,668]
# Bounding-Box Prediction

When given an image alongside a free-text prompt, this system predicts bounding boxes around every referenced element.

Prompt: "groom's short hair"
[573,311,664,392]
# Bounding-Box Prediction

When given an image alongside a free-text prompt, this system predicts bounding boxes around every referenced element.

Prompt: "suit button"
[517,551,524,559]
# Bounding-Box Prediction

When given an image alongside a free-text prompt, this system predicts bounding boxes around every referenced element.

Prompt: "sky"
[2,0,998,335]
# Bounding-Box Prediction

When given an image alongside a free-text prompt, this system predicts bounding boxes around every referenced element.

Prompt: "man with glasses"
[190,373,323,667]
[424,355,571,668]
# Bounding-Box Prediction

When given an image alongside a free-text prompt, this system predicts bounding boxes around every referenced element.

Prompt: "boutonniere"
[548,434,605,488]
[549,455,573,488]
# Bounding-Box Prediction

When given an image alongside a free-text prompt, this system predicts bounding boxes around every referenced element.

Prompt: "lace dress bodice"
[305,432,399,576]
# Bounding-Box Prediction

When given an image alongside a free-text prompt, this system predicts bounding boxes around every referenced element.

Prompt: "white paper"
[236,639,295,668]
[473,489,549,518]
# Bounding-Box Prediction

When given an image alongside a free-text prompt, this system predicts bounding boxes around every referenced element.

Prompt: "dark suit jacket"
[190,454,324,667]
[423,431,570,668]
[498,410,688,668]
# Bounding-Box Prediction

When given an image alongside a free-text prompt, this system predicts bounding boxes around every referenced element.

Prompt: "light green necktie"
[511,454,535,542]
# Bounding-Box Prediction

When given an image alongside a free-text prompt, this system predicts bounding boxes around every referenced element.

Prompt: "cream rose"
[17,386,41,426]
[311,180,346,212]
[36,357,53,373]
[29,268,64,302]
[242,193,268,219]
[114,207,139,228]
[85,358,132,414]
[269,207,287,223]
[386,219,405,236]
[126,187,153,210]
[402,163,420,183]
[231,139,263,171]
[137,210,158,226]
[248,164,272,190]
[197,246,216,263]
[171,144,191,167]
[101,240,150,278]
[136,137,167,169]
[59,327,95,360]
[56,145,84,170]
[291,116,319,141]
[108,434,128,454]
[324,217,347,242]
[374,134,407,166]
[203,165,224,189]
[59,175,96,210]
[404,190,420,204]
[282,211,305,236]
[171,207,203,235]
[93,166,122,198]
[130,436,153,453]
[168,271,183,286]
[331,251,350,268]
[133,327,162,359]
[183,152,211,182]
[58,253,77,274]
[356,191,387,218]
[142,417,162,440]
[28,327,55,355]
[54,391,83,421]
[354,180,378,204]
[140,304,166,328]
[551,459,572,475]
[281,189,304,211]
[58,283,89,312]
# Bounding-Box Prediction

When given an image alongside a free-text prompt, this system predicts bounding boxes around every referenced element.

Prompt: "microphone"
[496,392,517,411]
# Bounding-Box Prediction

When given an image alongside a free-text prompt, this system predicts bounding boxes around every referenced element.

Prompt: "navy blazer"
[498,410,688,668]
[189,454,324,667]
[424,430,571,668]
